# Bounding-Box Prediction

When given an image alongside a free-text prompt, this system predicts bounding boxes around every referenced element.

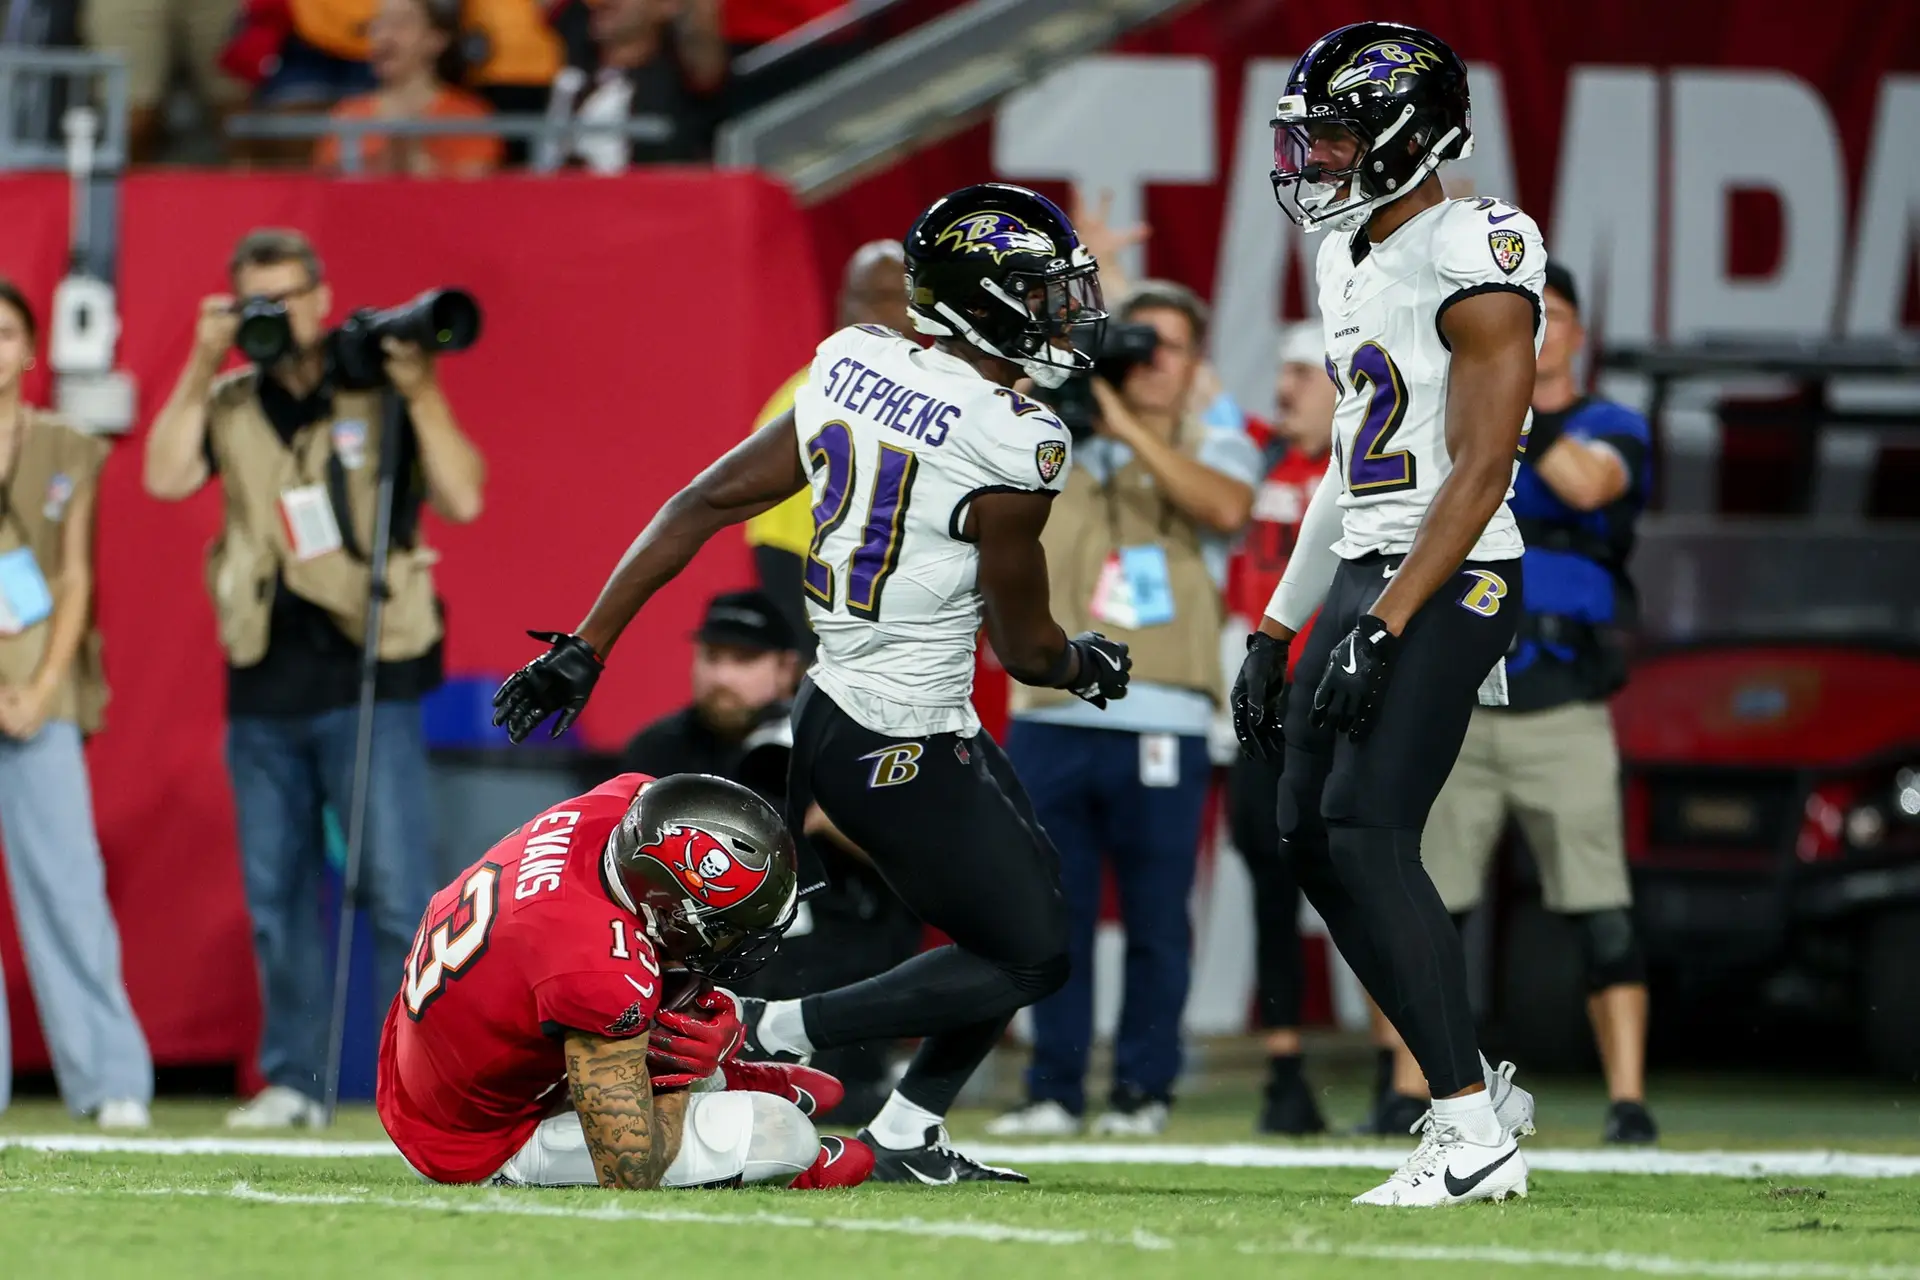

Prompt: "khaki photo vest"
[204,369,443,669]
[1011,418,1225,715]
[0,409,111,734]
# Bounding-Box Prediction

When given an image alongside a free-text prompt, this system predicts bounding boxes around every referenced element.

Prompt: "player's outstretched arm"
[578,413,810,657]
[1368,290,1536,633]
[494,416,809,741]
[972,490,1131,707]
[563,1029,690,1190]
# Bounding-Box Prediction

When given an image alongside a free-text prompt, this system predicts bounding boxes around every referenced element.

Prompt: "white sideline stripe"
[186,1182,1173,1251]
[33,1181,1920,1280]
[7,1134,1920,1179]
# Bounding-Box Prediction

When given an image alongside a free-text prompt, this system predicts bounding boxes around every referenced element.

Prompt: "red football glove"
[721,1060,846,1118]
[646,990,743,1089]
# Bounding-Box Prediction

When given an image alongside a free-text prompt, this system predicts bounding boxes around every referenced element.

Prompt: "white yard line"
[6,1134,1920,1179]
[1242,1235,1920,1280]
[24,1181,1920,1280]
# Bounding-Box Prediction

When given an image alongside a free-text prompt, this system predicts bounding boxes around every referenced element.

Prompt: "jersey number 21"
[803,420,919,619]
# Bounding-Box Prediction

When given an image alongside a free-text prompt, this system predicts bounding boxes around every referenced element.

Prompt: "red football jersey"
[377,774,664,1183]
[1227,420,1330,677]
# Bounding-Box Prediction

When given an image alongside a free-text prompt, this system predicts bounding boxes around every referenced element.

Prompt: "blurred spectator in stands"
[314,0,504,175]
[142,229,486,1128]
[621,588,801,779]
[85,0,245,161]
[0,280,152,1131]
[744,239,908,660]
[547,0,728,168]
[1221,322,1335,1135]
[991,281,1259,1139]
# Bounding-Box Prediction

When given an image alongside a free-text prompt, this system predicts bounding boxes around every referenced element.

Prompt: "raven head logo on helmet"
[1270,22,1473,233]
[933,211,1058,265]
[905,182,1108,390]
[1325,40,1445,96]
[606,774,799,983]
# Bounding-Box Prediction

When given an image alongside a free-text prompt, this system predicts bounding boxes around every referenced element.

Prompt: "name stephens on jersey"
[790,324,1073,739]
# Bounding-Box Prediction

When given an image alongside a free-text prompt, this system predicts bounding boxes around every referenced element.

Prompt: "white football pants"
[491,1091,817,1188]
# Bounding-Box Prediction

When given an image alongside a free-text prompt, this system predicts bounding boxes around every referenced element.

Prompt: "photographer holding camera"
[142,228,486,1128]
[992,280,1260,1138]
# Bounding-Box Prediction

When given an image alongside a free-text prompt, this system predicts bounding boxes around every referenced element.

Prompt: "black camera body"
[1036,322,1160,440]
[231,288,483,390]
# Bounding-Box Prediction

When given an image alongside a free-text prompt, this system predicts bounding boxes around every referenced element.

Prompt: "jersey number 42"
[803,420,919,620]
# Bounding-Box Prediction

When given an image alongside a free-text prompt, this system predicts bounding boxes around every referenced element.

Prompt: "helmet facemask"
[913,245,1109,389]
[1270,93,1469,233]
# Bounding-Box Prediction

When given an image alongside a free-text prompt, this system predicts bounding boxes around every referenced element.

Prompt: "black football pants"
[784,679,1071,1116]
[1277,553,1520,1098]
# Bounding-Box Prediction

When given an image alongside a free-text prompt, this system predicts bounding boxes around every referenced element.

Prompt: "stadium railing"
[223,112,677,175]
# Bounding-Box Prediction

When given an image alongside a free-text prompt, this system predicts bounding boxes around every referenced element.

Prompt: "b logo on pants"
[860,743,923,788]
[1457,569,1508,617]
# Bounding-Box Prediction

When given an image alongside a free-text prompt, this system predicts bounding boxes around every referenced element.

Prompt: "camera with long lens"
[329,289,484,390]
[1035,322,1161,440]
[228,287,483,389]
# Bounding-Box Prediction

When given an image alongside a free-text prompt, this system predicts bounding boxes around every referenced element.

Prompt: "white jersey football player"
[1230,22,1544,1207]
[493,182,1131,1186]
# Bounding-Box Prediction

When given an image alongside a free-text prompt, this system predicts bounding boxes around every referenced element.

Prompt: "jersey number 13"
[804,420,920,619]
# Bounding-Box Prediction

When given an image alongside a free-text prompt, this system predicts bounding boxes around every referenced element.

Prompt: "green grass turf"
[2,1150,1918,1280]
[4,1064,1918,1150]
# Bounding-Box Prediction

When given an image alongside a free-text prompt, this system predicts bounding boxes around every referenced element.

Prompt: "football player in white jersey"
[493,183,1131,1185]
[1230,22,1544,1207]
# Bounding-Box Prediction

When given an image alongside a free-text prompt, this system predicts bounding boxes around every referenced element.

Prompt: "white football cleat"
[1486,1059,1536,1140]
[985,1100,1082,1137]
[96,1099,151,1130]
[224,1085,326,1130]
[1353,1116,1529,1207]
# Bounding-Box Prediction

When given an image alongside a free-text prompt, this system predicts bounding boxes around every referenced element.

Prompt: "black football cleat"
[1258,1068,1328,1136]
[857,1124,1030,1185]
[735,997,808,1065]
[1603,1099,1659,1145]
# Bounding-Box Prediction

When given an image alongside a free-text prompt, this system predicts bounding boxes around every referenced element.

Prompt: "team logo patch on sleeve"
[1488,230,1526,275]
[1035,440,1068,484]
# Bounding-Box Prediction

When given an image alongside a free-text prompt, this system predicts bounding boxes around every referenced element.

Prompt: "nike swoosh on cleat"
[1443,1146,1519,1198]
[906,1164,960,1186]
[792,1086,817,1114]
[1487,210,1520,224]
[819,1137,843,1167]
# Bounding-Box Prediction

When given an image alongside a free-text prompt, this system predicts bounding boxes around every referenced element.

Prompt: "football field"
[3,1072,1918,1280]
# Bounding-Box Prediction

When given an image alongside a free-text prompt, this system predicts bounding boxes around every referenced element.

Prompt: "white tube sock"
[1430,1090,1502,1146]
[866,1090,944,1151]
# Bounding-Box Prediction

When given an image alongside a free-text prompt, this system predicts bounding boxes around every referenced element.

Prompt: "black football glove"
[1231,630,1291,761]
[1312,615,1399,741]
[1062,631,1131,709]
[492,630,604,743]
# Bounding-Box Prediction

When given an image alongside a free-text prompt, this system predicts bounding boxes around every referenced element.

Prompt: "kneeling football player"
[376,771,873,1190]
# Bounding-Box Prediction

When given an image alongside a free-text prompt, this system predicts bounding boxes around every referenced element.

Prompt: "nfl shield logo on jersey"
[1035,440,1067,484]
[1488,230,1526,275]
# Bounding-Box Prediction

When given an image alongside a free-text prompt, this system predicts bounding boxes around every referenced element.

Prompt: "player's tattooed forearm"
[563,1031,685,1189]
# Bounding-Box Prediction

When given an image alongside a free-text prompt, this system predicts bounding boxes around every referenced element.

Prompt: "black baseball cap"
[693,589,798,653]
[1543,261,1579,312]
